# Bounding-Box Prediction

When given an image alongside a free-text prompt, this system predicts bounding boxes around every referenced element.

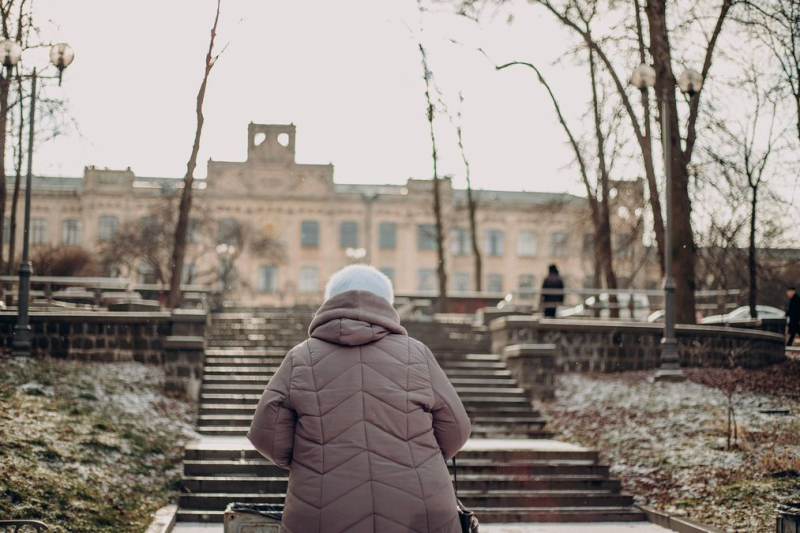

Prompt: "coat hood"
[309,289,407,346]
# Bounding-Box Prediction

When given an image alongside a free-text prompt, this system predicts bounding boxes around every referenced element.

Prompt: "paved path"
[173,522,669,532]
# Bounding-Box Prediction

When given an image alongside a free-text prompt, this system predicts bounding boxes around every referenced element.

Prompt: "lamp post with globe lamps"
[630,63,702,382]
[1,41,75,357]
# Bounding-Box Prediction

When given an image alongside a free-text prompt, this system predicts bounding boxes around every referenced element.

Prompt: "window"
[485,230,504,257]
[182,263,196,284]
[518,230,537,257]
[31,218,47,245]
[452,272,471,293]
[417,269,436,291]
[582,233,594,256]
[614,233,635,259]
[301,220,319,248]
[139,215,157,239]
[188,218,200,244]
[452,228,470,256]
[62,219,81,245]
[518,274,536,298]
[417,224,437,250]
[379,267,395,285]
[137,262,156,284]
[550,231,568,257]
[299,266,319,293]
[340,221,358,248]
[3,217,10,244]
[487,273,503,293]
[378,222,396,250]
[98,215,118,241]
[258,265,279,293]
[218,218,240,245]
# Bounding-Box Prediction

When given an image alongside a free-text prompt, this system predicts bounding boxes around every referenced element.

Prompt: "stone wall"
[490,317,786,371]
[0,308,209,400]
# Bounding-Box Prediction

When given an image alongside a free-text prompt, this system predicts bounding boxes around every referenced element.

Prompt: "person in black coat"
[541,264,564,318]
[787,287,800,346]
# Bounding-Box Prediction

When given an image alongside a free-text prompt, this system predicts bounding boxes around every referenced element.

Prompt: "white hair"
[324,264,394,304]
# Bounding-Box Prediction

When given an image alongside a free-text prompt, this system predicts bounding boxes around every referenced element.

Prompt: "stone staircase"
[176,309,644,523]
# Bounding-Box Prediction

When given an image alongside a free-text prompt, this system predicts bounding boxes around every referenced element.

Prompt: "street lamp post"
[630,64,702,382]
[2,41,75,357]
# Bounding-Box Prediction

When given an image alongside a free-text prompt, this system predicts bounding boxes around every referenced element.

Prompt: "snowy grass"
[0,357,198,532]
[544,365,800,532]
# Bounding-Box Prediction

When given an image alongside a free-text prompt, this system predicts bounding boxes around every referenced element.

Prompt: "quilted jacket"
[248,289,471,533]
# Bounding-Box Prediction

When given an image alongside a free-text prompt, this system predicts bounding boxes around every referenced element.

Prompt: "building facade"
[4,123,652,305]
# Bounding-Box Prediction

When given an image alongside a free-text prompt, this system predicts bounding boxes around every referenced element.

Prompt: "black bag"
[452,457,479,532]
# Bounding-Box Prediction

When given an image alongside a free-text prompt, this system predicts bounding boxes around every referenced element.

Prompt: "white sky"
[22,0,800,232]
[30,0,593,195]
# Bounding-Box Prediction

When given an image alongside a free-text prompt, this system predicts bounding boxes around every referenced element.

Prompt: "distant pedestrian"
[541,264,564,318]
[787,286,800,346]
[248,264,471,533]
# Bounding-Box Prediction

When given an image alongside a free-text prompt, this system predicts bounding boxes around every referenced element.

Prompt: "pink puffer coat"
[248,290,471,533]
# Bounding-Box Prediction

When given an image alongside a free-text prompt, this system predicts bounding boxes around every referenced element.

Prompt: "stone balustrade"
[491,316,786,372]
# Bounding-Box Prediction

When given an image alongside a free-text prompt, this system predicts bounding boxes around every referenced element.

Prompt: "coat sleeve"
[425,346,471,460]
[247,350,296,469]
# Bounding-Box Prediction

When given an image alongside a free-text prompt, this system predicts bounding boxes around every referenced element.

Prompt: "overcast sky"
[22,0,800,234]
[29,0,598,195]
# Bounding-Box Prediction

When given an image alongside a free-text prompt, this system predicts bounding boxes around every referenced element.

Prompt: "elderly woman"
[248,264,471,533]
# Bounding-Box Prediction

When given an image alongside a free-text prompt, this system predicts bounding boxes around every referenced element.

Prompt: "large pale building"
[4,123,652,305]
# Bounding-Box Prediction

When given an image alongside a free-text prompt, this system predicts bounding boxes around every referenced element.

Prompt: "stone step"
[208,340,299,348]
[203,367,279,375]
[184,443,598,463]
[179,474,621,495]
[443,369,512,378]
[194,426,552,440]
[184,459,286,477]
[182,458,611,478]
[204,348,288,357]
[176,491,634,516]
[205,357,285,366]
[176,506,645,524]
[198,392,532,407]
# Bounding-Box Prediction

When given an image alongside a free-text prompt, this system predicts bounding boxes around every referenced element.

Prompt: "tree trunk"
[748,186,758,318]
[0,73,10,273]
[7,78,23,275]
[457,115,482,292]
[645,0,697,324]
[167,0,221,309]
[589,48,619,317]
[633,0,666,275]
[418,43,448,312]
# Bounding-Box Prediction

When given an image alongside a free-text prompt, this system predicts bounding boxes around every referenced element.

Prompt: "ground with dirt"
[543,362,800,533]
[0,357,198,533]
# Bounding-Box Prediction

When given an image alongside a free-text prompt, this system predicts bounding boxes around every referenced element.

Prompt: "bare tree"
[739,0,800,144]
[464,0,738,322]
[454,93,482,291]
[418,41,449,312]
[704,69,787,318]
[6,73,23,274]
[0,0,33,273]
[167,0,223,308]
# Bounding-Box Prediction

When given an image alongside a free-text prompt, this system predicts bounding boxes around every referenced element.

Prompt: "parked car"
[557,292,650,320]
[647,309,704,324]
[700,305,785,325]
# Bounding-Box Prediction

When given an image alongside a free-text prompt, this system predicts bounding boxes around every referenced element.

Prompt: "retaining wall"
[490,316,786,371]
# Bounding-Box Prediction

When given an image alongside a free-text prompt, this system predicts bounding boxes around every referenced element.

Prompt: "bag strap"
[452,456,459,499]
